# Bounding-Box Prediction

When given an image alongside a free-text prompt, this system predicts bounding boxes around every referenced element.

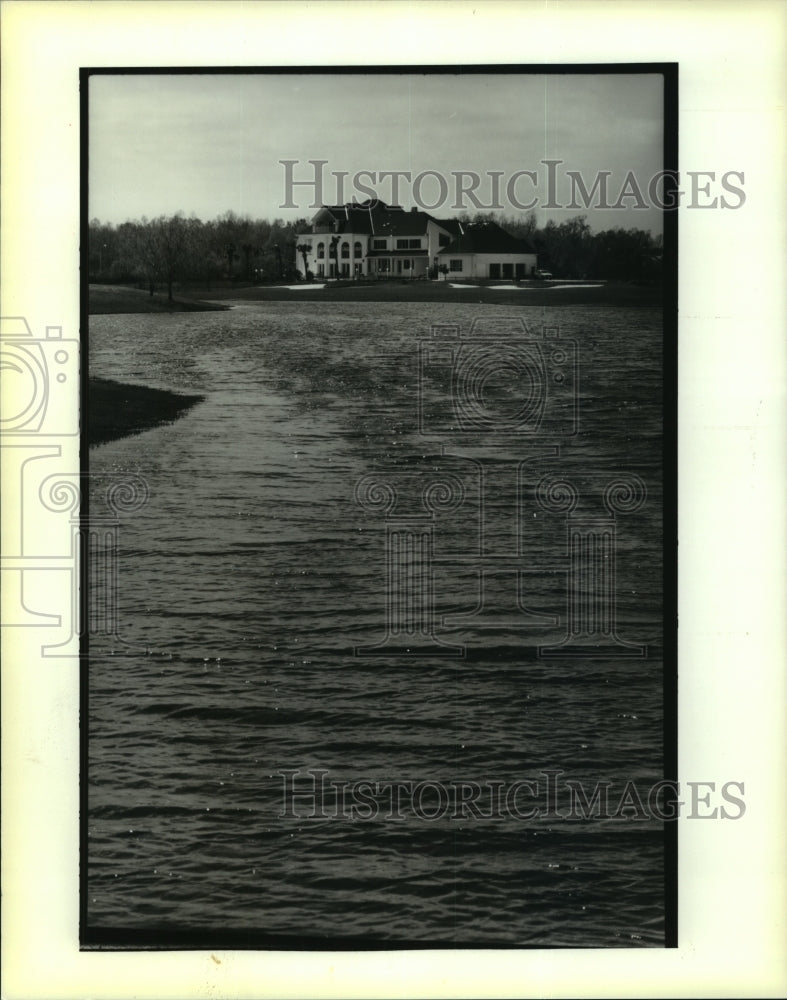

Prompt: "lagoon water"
[87,301,666,946]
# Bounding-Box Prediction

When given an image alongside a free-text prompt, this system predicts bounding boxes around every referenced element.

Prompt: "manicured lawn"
[89,284,229,315]
[89,280,662,312]
[180,279,662,307]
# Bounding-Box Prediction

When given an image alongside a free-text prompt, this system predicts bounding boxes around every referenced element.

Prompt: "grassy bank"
[88,377,205,447]
[89,284,229,315]
[90,280,661,311]
[180,279,662,307]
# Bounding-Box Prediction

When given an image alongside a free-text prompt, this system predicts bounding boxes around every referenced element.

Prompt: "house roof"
[435,218,464,236]
[374,211,438,237]
[438,221,536,255]
[304,202,533,253]
[312,204,376,235]
[312,201,416,236]
[310,200,456,239]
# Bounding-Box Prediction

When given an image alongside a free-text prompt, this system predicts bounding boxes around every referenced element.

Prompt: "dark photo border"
[79,62,678,952]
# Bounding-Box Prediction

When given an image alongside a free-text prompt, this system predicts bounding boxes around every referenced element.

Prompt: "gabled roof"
[437,221,536,255]
[312,202,384,235]
[435,218,464,236]
[312,201,412,235]
[305,202,533,252]
[310,200,456,238]
[374,210,438,237]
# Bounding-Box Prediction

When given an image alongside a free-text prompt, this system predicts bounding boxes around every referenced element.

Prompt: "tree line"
[471,210,663,283]
[88,209,663,298]
[88,211,309,299]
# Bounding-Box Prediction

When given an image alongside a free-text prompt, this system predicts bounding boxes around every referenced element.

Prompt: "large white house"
[294,200,537,280]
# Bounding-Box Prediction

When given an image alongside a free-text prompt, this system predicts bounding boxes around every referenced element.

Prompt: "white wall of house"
[426,220,454,261]
[337,235,369,277]
[295,232,371,278]
[296,231,437,279]
[441,252,538,279]
[370,230,428,277]
[368,255,428,278]
[440,253,472,278]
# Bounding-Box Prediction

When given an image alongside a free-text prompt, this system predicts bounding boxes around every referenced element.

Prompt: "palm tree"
[329,236,340,278]
[296,243,311,278]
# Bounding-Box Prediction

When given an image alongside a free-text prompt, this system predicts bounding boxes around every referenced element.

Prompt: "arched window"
[354,241,362,257]
[341,242,350,259]
[317,242,325,259]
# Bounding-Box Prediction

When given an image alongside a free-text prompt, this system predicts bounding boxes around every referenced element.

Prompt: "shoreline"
[88,377,205,448]
[89,284,229,314]
[89,280,661,311]
[179,279,662,307]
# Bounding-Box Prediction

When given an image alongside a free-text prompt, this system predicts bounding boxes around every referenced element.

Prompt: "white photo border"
[2,1,785,998]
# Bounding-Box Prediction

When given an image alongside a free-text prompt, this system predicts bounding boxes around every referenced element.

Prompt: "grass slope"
[89,284,229,315]
[88,377,205,447]
[180,280,662,307]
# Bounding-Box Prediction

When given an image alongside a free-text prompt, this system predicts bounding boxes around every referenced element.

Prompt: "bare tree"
[152,214,200,301]
[115,218,159,295]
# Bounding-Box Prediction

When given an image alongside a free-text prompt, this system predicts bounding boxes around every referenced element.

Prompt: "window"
[502,263,514,279]
[373,238,387,250]
[317,242,325,259]
[403,259,411,270]
[515,263,525,279]
[449,259,463,272]
[489,263,501,279]
[317,263,324,276]
[341,242,350,259]
[354,241,362,257]
[396,238,421,249]
[341,263,350,277]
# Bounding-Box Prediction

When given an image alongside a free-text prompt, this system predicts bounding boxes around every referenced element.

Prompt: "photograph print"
[83,66,677,948]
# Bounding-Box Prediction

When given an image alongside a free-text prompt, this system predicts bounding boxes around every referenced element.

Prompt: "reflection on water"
[88,301,665,946]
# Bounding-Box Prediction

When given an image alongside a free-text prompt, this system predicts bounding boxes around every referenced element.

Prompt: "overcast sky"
[89,72,664,233]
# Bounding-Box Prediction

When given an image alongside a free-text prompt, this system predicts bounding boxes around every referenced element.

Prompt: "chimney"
[410,206,418,213]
